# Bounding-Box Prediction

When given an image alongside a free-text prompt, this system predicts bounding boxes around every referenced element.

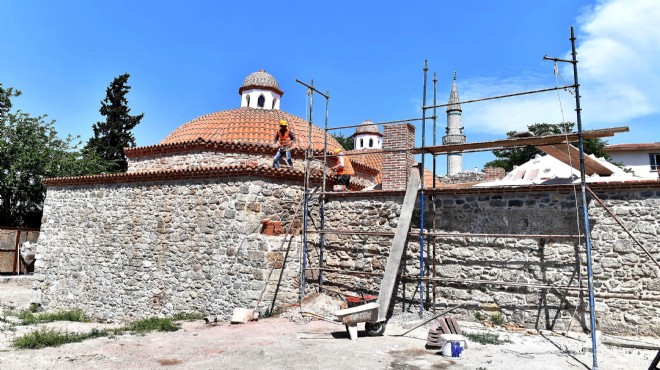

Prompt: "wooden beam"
[539,144,614,176]
[376,166,420,322]
[412,126,629,154]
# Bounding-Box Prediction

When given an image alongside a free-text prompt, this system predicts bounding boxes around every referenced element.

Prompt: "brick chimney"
[382,123,415,191]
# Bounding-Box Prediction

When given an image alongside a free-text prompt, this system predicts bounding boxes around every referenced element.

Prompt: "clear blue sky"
[2,0,658,174]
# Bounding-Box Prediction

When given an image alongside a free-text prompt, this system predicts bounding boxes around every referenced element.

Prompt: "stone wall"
[310,186,660,336]
[128,150,320,174]
[35,177,307,322]
[127,151,375,189]
[34,169,660,335]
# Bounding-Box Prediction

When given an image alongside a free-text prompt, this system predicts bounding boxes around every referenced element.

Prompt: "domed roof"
[238,70,283,96]
[353,120,382,137]
[160,107,343,153]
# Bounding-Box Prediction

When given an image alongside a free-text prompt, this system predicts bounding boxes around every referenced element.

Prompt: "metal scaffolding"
[298,26,606,369]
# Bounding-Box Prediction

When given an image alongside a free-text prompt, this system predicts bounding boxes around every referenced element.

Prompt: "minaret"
[443,72,465,175]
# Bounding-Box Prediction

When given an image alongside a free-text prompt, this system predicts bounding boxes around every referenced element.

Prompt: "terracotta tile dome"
[160,107,343,152]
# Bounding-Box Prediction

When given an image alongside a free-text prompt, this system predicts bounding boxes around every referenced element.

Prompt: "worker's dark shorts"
[336,175,350,186]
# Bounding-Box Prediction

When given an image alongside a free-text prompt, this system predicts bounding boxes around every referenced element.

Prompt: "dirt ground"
[1,276,659,370]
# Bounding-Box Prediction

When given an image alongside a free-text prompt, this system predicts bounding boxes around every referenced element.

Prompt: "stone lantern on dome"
[352,120,382,150]
[239,70,283,110]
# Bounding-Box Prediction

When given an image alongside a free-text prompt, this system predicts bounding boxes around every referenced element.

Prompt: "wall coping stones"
[42,164,327,188]
[324,179,660,198]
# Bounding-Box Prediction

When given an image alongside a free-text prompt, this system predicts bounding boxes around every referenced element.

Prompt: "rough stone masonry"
[311,183,660,336]
[33,171,660,336]
[34,177,305,322]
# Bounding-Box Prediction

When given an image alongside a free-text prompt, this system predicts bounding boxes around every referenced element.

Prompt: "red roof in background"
[345,149,442,187]
[160,107,343,153]
[346,149,383,181]
[605,143,660,152]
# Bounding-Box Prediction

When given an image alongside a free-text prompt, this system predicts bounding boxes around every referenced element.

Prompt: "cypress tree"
[85,73,143,172]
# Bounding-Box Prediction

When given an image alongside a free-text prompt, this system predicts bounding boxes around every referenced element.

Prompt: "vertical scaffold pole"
[319,91,330,290]
[431,72,438,312]
[570,26,599,370]
[301,80,314,300]
[432,72,437,190]
[419,60,428,317]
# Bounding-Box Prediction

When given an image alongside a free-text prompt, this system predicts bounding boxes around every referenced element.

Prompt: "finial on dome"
[453,71,457,81]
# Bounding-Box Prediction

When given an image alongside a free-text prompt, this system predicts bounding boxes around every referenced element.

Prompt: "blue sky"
[2,0,658,174]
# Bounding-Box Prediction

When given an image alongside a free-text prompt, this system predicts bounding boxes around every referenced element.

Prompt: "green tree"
[85,73,143,173]
[0,83,109,227]
[483,122,610,172]
[0,83,20,115]
[331,132,354,151]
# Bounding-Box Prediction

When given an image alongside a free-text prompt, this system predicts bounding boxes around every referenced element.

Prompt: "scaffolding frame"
[298,26,607,369]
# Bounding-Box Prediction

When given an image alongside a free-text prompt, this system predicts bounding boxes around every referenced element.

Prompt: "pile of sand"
[279,292,346,323]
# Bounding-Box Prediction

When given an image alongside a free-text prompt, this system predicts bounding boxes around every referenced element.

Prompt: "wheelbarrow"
[334,302,386,340]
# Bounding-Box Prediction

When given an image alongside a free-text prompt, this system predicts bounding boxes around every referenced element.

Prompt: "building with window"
[605,143,660,179]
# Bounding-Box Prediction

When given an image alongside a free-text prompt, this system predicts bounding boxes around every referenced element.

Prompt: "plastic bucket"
[441,334,466,358]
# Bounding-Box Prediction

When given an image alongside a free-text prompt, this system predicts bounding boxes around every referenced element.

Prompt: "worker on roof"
[273,119,296,170]
[332,148,354,188]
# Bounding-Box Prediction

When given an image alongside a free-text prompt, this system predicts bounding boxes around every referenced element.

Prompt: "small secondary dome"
[353,120,382,137]
[239,70,283,96]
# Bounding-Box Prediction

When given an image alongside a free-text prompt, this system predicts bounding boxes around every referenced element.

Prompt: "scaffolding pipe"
[317,229,582,239]
[324,117,429,132]
[313,269,660,300]
[402,275,585,291]
[432,72,438,189]
[296,79,329,99]
[319,91,330,290]
[310,147,414,160]
[423,84,576,110]
[418,60,429,316]
[299,79,315,301]
[568,26,599,370]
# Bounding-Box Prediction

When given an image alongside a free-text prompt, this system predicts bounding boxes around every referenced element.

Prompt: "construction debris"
[230,308,259,324]
[280,293,346,324]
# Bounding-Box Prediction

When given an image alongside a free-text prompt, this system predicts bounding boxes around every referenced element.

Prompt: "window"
[246,95,250,107]
[650,153,660,171]
[257,95,265,108]
[359,138,364,148]
[272,98,277,109]
[369,138,373,147]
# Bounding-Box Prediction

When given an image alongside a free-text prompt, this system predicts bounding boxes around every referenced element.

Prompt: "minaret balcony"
[442,135,467,145]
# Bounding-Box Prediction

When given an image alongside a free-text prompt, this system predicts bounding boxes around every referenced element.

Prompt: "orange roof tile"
[160,107,343,153]
[344,149,441,187]
[42,163,368,189]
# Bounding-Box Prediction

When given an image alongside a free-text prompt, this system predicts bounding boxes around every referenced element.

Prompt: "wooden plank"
[376,166,420,322]
[438,319,451,335]
[0,251,16,273]
[412,126,628,154]
[602,339,660,351]
[539,144,614,176]
[449,317,462,335]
